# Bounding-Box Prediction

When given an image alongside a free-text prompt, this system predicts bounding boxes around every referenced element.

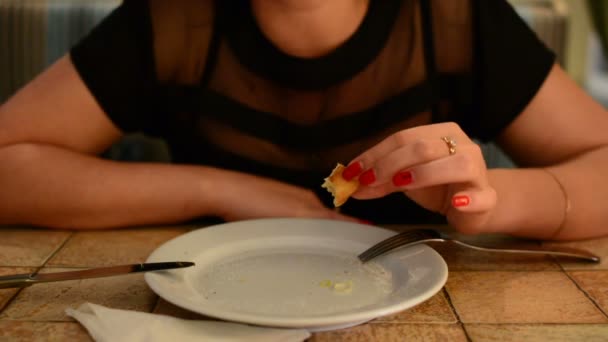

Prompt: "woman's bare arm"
[489,64,608,240]
[0,56,351,229]
[0,143,229,229]
[0,56,226,228]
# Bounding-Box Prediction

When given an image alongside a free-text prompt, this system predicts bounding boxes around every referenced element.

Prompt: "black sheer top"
[70,0,555,223]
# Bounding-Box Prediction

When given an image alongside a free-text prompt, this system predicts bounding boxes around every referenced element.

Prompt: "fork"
[358,229,601,263]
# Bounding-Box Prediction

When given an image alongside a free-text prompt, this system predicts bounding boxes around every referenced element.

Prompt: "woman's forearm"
[0,143,227,229]
[487,145,608,240]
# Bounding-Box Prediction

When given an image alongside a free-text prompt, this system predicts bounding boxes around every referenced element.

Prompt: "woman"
[0,0,607,240]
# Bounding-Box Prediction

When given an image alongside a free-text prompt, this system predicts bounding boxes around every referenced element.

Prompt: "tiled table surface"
[1,224,608,341]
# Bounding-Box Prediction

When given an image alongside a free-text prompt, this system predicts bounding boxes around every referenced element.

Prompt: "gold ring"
[441,136,457,155]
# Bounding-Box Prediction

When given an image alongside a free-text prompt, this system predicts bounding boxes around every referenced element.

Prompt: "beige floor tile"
[466,324,608,342]
[569,271,608,315]
[0,268,156,321]
[0,228,71,267]
[0,267,35,312]
[309,324,374,342]
[373,290,457,323]
[310,324,468,342]
[542,236,608,270]
[446,271,607,324]
[47,228,188,267]
[371,324,468,342]
[0,321,91,342]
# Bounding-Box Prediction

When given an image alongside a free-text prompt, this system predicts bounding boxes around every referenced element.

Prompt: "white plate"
[145,218,448,331]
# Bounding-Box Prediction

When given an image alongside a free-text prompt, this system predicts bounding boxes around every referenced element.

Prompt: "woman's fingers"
[340,122,497,234]
[351,182,395,200]
[357,137,461,186]
[353,143,486,199]
[445,186,497,234]
[450,188,497,213]
[343,122,466,181]
[394,147,485,189]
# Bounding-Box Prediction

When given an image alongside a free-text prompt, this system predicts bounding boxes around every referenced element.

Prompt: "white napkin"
[66,303,311,342]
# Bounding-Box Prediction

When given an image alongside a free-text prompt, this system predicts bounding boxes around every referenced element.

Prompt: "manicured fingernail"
[359,169,376,186]
[392,171,413,187]
[358,219,374,225]
[452,195,470,207]
[342,161,363,181]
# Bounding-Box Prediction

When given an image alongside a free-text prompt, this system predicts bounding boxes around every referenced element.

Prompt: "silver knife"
[0,261,195,289]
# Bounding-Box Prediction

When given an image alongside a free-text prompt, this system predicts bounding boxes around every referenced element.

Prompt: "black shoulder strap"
[419,0,440,122]
[199,1,222,88]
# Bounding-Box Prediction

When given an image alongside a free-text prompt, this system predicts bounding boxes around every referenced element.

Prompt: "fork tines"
[358,229,439,263]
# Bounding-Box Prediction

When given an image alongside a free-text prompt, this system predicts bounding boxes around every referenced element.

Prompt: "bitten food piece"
[321,163,360,207]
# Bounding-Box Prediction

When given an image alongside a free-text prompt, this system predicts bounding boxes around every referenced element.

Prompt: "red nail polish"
[359,169,376,186]
[452,195,470,207]
[342,161,363,181]
[392,171,413,187]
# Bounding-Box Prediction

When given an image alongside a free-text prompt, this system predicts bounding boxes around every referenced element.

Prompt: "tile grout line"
[37,231,76,272]
[0,287,27,317]
[441,287,473,342]
[556,259,608,320]
[460,322,608,327]
[0,231,76,317]
[369,321,467,325]
[0,231,76,269]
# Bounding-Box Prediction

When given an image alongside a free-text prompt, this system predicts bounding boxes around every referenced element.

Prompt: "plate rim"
[145,218,448,329]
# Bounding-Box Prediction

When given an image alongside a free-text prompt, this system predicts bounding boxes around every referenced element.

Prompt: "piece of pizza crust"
[321,163,360,207]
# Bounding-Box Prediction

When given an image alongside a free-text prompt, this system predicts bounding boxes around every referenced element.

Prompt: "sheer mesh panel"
[148,0,474,174]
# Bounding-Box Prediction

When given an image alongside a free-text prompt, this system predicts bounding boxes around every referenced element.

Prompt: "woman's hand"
[344,122,497,233]
[213,170,361,223]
